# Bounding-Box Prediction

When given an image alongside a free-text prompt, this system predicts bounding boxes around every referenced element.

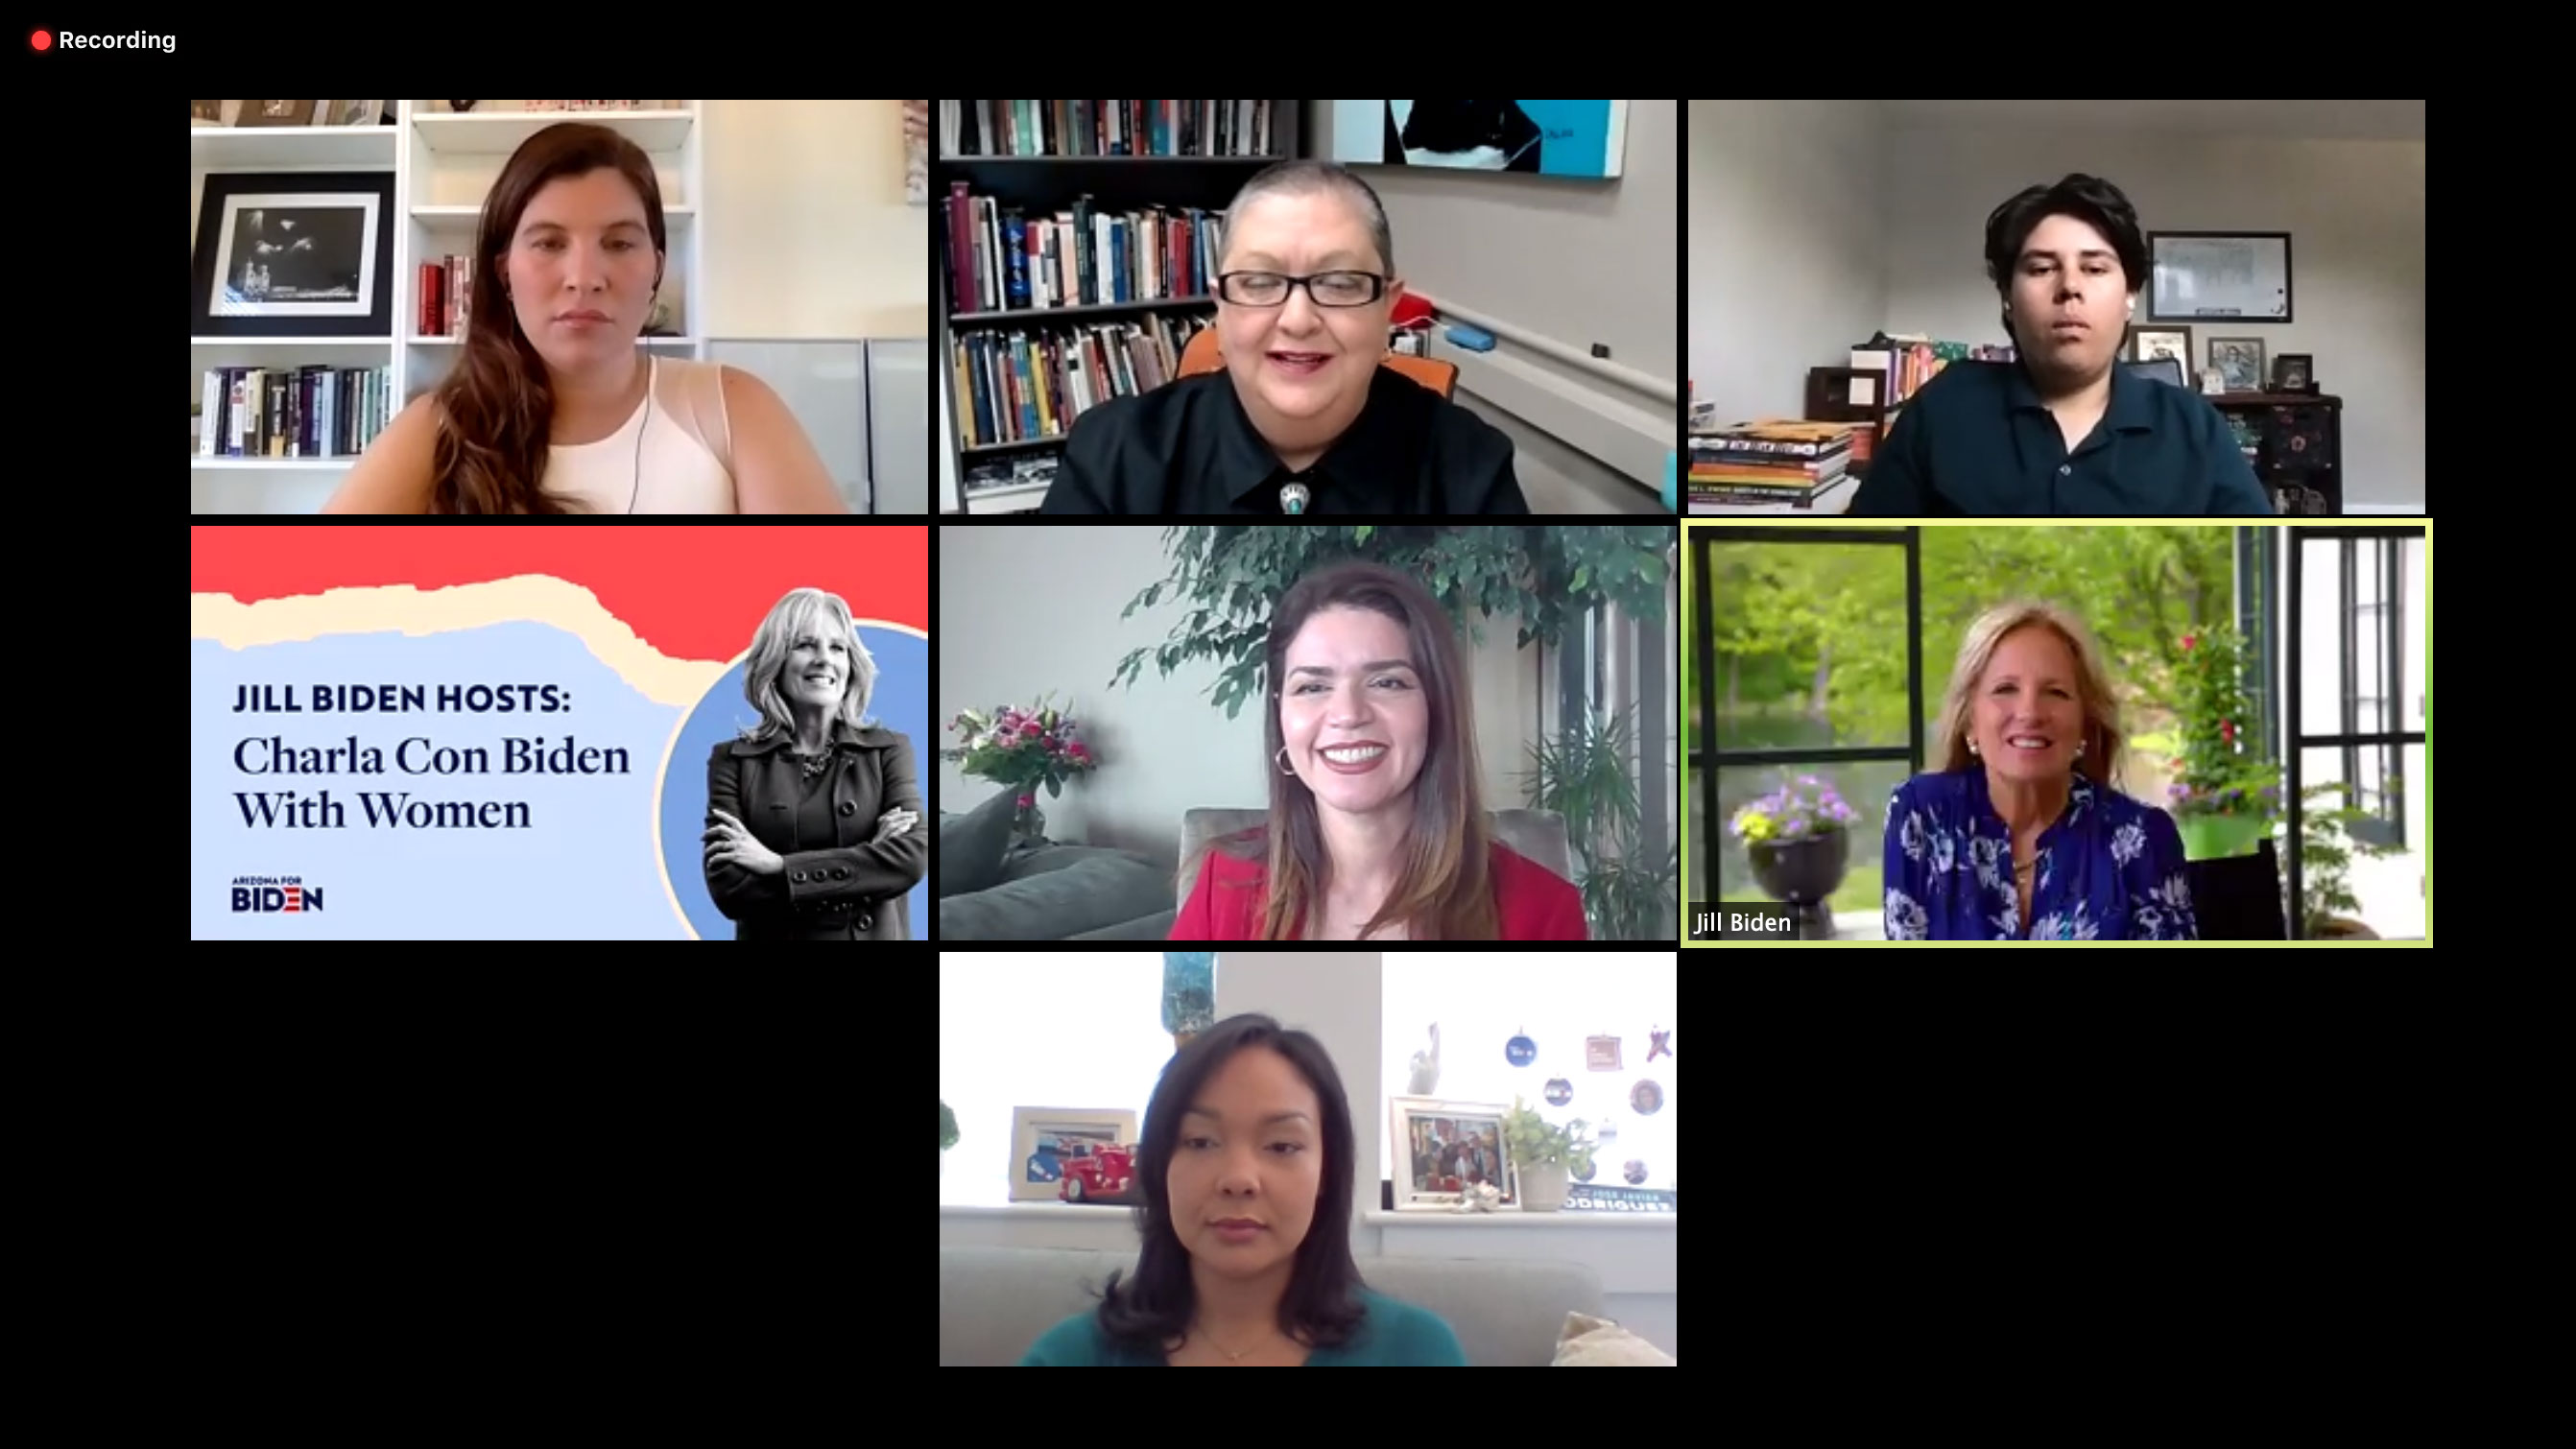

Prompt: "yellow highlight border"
[1679,518,2430,948]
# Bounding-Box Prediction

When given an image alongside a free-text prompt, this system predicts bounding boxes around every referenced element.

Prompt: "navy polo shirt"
[1849,360,2275,515]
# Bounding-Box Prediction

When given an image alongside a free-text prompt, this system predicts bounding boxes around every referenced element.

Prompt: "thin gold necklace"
[1195,1321,1271,1362]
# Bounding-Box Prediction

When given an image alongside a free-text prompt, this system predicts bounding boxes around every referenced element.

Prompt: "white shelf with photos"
[190,101,705,515]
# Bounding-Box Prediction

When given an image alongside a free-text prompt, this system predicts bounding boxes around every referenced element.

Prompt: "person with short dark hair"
[1018,1013,1469,1366]
[1849,174,2273,516]
[1039,160,1528,515]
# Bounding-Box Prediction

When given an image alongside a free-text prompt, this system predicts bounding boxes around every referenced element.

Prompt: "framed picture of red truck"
[1010,1106,1141,1204]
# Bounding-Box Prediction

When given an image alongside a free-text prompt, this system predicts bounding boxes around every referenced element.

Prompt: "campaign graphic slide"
[191,526,929,940]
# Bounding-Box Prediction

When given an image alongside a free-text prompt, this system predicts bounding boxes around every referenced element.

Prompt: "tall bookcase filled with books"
[191,101,704,515]
[937,99,1299,514]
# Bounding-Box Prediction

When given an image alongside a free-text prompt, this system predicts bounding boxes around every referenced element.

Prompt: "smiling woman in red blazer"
[1173,560,1585,941]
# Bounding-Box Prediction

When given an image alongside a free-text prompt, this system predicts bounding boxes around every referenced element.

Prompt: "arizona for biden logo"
[231,875,323,913]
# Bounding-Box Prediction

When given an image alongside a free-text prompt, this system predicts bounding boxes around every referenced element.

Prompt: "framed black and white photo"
[2206,336,2267,393]
[190,171,395,338]
[2148,230,2294,323]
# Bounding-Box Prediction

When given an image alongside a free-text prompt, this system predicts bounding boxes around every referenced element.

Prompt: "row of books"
[941,99,1277,159]
[418,256,474,339]
[949,311,1208,450]
[1686,417,1858,513]
[944,183,1226,316]
[198,364,393,460]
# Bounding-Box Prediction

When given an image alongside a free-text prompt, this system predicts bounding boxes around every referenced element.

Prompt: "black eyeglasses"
[1215,271,1390,308]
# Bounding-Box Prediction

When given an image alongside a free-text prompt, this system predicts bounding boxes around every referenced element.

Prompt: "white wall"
[1686,100,1889,427]
[1306,101,1676,513]
[938,527,1543,869]
[1883,125,2423,511]
[701,99,927,340]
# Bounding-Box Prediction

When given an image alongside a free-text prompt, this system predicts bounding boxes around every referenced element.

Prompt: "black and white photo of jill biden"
[227,207,365,303]
[701,586,926,941]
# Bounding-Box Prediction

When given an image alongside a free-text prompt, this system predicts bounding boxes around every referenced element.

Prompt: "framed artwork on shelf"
[235,99,317,128]
[1008,1106,1140,1203]
[1389,1095,1517,1210]
[190,171,396,339]
[2206,336,2267,393]
[2128,323,2193,368]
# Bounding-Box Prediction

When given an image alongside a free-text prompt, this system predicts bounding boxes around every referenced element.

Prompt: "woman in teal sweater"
[1021,1013,1468,1366]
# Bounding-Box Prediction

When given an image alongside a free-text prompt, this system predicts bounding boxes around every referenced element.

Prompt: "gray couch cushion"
[939,1245,1603,1366]
[939,852,1173,941]
[938,789,1016,898]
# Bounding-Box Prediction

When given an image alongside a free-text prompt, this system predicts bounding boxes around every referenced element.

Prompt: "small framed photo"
[2206,336,2267,394]
[2271,352,2314,392]
[325,99,386,128]
[1390,1096,1516,1210]
[236,99,317,128]
[2129,324,2194,368]
[191,171,396,339]
[1008,1106,1139,1204]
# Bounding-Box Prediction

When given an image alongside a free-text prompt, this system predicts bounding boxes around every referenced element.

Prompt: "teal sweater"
[1020,1288,1467,1366]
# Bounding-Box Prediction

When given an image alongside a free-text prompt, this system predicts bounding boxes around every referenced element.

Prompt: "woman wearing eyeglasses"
[1038,161,1530,516]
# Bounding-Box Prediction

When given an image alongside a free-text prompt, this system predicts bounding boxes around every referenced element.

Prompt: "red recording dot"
[30,30,54,49]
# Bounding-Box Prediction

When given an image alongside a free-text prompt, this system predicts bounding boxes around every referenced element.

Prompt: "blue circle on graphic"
[1506,1034,1538,1067]
[658,624,928,940]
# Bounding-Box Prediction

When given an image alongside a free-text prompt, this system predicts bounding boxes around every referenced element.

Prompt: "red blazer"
[1171,839,1586,941]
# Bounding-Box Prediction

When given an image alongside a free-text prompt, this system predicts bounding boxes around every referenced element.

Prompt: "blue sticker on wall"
[1505,1030,1537,1068]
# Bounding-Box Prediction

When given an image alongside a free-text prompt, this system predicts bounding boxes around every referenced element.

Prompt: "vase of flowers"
[1729,775,1857,937]
[941,695,1100,843]
[2166,625,2280,861]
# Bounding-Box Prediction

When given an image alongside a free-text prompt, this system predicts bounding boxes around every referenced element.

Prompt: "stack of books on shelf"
[940,99,1277,158]
[198,363,393,460]
[944,184,1226,316]
[1686,417,1860,514]
[949,311,1208,451]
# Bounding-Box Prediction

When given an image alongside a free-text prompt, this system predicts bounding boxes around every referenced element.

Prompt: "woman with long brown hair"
[1171,560,1585,940]
[322,122,847,514]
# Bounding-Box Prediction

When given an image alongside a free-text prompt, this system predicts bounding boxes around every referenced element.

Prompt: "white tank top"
[541,355,738,514]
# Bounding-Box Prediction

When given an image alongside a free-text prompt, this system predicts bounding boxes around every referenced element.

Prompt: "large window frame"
[2285,526,2426,938]
[1692,527,1926,911]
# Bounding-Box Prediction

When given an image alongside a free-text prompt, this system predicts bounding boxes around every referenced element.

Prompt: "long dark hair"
[430,122,666,513]
[1093,1013,1368,1355]
[1205,560,1496,940]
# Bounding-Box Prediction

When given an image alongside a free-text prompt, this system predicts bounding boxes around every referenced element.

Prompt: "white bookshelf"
[190,102,705,514]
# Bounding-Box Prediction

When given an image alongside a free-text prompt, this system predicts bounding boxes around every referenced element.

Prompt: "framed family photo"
[190,171,396,339]
[1389,1095,1516,1210]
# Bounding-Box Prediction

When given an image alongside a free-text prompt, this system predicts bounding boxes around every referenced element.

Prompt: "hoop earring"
[1276,746,1296,777]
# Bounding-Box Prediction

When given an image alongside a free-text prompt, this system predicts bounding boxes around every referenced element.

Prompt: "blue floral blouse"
[1882,769,2199,940]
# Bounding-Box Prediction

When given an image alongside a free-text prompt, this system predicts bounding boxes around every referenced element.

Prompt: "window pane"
[2403,536,2426,730]
[2298,535,2341,739]
[1707,541,1911,752]
[939,954,1168,1206]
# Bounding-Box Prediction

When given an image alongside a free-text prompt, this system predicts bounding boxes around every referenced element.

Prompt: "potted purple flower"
[1729,775,1859,936]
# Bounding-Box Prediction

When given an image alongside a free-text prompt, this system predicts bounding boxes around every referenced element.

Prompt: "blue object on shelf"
[1443,324,1496,352]
[1663,451,1678,511]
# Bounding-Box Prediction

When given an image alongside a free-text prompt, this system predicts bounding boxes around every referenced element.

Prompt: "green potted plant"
[1502,1094,1597,1213]
[1521,706,1680,942]
[940,694,1099,843]
[1729,775,1857,938]
[2287,778,2400,938]
[2168,624,2281,861]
